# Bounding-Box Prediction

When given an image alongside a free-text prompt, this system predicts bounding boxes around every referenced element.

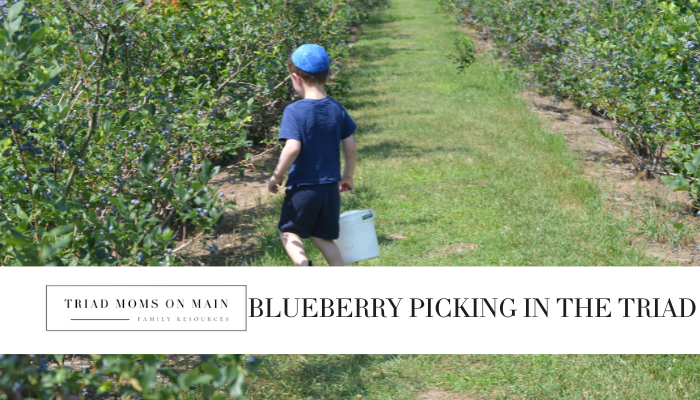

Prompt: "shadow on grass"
[341,92,385,112]
[359,140,474,160]
[369,10,417,24]
[290,355,404,399]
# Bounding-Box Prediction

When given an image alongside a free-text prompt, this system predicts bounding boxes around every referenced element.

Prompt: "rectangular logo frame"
[46,285,247,332]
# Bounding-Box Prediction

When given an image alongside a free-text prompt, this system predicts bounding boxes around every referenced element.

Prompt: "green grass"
[247,0,661,265]
[244,355,700,400]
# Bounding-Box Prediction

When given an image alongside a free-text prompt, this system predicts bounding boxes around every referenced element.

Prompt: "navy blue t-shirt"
[278,96,357,186]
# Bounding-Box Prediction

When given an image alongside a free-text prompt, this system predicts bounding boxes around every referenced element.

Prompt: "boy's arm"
[268,139,301,194]
[339,135,357,192]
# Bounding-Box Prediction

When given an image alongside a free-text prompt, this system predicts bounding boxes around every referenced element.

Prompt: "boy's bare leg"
[280,232,309,266]
[310,236,345,266]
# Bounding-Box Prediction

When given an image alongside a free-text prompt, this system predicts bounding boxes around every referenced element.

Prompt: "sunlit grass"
[245,354,700,399]
[247,0,660,266]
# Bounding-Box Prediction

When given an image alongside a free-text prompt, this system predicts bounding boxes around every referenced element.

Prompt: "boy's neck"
[302,84,328,100]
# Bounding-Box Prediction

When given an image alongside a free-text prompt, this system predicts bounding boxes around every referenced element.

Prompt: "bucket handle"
[350,190,373,214]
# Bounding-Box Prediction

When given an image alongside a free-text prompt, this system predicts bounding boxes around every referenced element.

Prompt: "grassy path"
[243,355,700,399]
[250,0,660,266]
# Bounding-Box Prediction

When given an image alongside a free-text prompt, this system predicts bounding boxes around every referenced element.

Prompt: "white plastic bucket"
[334,209,380,265]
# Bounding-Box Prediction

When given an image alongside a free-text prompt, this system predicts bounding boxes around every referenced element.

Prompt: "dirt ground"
[174,146,282,266]
[418,389,479,400]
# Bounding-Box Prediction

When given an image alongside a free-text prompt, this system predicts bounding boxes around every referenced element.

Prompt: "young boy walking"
[268,44,358,266]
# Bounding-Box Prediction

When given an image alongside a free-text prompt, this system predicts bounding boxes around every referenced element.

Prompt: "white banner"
[1,267,698,353]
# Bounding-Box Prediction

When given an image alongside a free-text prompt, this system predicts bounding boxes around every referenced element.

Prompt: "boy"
[268,44,358,266]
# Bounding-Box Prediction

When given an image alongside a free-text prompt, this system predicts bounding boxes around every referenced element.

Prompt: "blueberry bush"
[440,0,700,209]
[0,354,260,400]
[0,0,383,265]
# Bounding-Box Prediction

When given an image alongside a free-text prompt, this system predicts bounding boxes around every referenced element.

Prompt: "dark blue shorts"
[278,183,340,240]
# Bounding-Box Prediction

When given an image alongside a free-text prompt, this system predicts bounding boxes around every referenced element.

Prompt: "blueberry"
[247,355,259,364]
[38,357,47,373]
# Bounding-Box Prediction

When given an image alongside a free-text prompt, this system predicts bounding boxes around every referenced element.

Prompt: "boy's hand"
[339,176,354,192]
[268,176,283,194]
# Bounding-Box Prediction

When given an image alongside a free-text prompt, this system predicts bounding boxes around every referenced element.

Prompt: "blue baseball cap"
[291,44,330,73]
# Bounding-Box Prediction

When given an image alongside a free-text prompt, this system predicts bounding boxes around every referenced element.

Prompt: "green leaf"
[8,17,23,37]
[177,369,201,389]
[7,1,25,22]
[118,111,131,127]
[692,149,700,169]
[45,224,75,238]
[14,204,29,222]
[661,174,689,191]
[0,235,31,246]
[156,368,179,382]
[29,27,46,46]
[145,102,156,116]
[177,182,187,202]
[39,235,72,262]
[140,149,155,174]
[96,380,114,395]
[200,157,214,184]
[201,363,221,382]
[191,373,214,385]
[224,364,238,382]
[229,370,245,397]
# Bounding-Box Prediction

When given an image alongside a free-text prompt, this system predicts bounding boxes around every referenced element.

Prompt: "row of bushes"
[0,0,384,265]
[440,0,700,207]
[0,354,256,400]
